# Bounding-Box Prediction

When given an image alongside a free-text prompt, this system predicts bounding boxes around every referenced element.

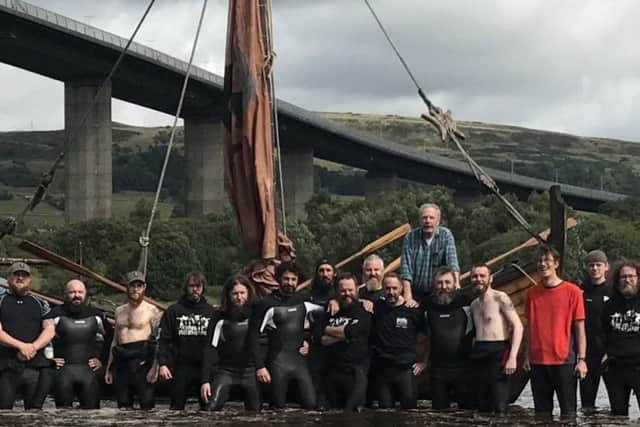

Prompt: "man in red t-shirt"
[524,245,587,417]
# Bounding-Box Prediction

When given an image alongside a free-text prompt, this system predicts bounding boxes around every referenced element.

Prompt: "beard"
[338,296,355,311]
[365,277,382,292]
[473,283,489,296]
[619,283,639,298]
[64,299,87,317]
[314,277,333,291]
[228,303,250,321]
[432,289,457,305]
[280,284,296,296]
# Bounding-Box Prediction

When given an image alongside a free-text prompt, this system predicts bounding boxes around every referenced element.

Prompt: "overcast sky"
[1,0,639,142]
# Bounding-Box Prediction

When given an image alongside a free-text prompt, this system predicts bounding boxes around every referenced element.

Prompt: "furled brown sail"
[222,0,276,260]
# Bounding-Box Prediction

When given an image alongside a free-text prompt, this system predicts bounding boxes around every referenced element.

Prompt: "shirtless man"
[470,264,523,414]
[104,270,162,409]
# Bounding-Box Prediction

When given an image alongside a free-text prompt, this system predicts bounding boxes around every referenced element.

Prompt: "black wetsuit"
[581,277,613,409]
[313,301,371,411]
[112,340,155,409]
[424,294,473,410]
[370,299,427,409]
[47,304,110,409]
[249,290,322,409]
[0,292,54,410]
[601,291,640,416]
[201,308,260,411]
[158,296,215,410]
[304,284,333,410]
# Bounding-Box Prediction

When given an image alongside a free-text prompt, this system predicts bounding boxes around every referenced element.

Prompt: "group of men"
[0,201,637,418]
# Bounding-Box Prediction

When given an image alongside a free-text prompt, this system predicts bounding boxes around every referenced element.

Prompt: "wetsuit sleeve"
[344,310,372,341]
[201,311,221,384]
[158,308,175,367]
[248,301,268,370]
[311,311,329,345]
[99,313,114,362]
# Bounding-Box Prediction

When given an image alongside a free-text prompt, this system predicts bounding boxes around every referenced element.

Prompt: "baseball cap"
[123,270,146,285]
[7,262,31,276]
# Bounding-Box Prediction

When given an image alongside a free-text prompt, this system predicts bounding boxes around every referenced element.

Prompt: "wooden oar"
[297,223,411,291]
[18,240,167,310]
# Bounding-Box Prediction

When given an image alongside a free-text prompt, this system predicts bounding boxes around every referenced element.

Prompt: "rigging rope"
[362,0,545,244]
[0,0,157,240]
[261,0,287,236]
[138,0,209,275]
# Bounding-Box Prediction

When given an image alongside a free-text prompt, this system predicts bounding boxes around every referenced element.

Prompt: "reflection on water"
[1,387,638,426]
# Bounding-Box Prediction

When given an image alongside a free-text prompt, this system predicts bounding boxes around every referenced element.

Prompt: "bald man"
[45,279,112,409]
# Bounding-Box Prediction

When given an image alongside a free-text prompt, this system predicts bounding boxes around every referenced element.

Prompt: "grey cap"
[7,262,31,276]
[123,270,146,285]
[585,250,608,264]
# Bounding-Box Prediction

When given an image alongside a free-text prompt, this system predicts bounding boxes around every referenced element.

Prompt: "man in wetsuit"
[315,272,371,411]
[201,275,260,411]
[105,270,162,409]
[524,245,587,418]
[305,259,336,410]
[580,250,612,410]
[370,272,427,409]
[469,264,523,414]
[158,272,215,410]
[358,254,385,303]
[0,262,56,410]
[249,262,322,409]
[47,279,111,409]
[424,266,473,410]
[601,260,640,416]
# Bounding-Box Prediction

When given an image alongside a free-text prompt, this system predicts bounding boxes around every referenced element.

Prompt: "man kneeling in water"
[105,271,162,409]
[47,279,111,409]
[200,275,260,411]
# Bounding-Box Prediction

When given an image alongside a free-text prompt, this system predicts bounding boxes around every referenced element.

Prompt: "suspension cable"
[362,0,544,244]
[0,0,157,240]
[138,0,209,274]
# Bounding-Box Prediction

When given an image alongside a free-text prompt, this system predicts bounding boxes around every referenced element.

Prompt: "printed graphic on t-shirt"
[177,314,210,336]
[329,316,359,327]
[395,317,408,328]
[609,310,640,333]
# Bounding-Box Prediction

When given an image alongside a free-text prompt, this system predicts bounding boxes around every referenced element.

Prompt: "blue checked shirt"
[400,226,460,293]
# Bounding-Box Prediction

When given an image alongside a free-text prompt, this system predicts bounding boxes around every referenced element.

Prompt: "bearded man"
[158,272,216,410]
[423,266,473,410]
[469,264,523,414]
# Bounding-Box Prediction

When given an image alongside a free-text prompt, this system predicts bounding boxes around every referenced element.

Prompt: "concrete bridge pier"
[281,144,314,220]
[184,114,225,216]
[365,169,398,198]
[64,78,112,223]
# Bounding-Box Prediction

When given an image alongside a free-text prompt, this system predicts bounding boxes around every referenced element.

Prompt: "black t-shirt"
[582,278,613,357]
[358,287,384,303]
[0,292,51,368]
[424,294,473,369]
[371,299,427,366]
[314,302,372,371]
[602,294,640,365]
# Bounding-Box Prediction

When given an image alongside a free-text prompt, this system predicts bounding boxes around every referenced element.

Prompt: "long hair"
[183,271,207,292]
[220,274,257,313]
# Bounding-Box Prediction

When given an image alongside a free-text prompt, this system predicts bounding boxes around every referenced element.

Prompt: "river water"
[0,385,638,427]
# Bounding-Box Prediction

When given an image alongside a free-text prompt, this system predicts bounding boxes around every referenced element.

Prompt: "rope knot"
[139,235,150,248]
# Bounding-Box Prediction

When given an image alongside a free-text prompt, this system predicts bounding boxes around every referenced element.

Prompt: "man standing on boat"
[400,203,460,307]
[201,275,260,411]
[249,262,322,409]
[104,270,162,410]
[469,264,523,414]
[601,260,640,416]
[158,272,215,410]
[0,262,55,409]
[47,279,111,409]
[579,250,611,410]
[524,245,587,418]
[370,272,427,409]
[315,272,372,411]
[424,266,473,410]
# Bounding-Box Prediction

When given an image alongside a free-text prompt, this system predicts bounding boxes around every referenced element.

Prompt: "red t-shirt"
[525,281,585,365]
